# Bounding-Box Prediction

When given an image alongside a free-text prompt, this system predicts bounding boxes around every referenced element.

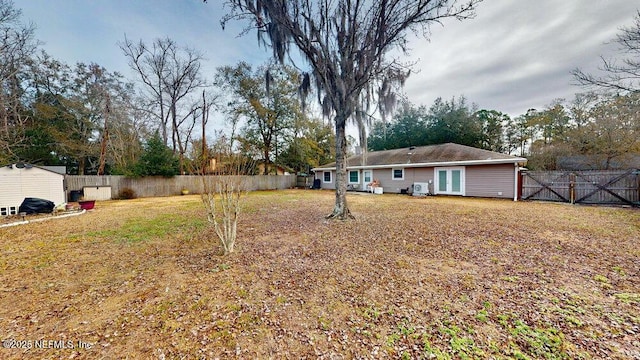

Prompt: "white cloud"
[403,0,638,116]
[19,0,640,121]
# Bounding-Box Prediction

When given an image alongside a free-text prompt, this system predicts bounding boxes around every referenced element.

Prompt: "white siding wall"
[0,166,65,213]
[0,174,21,215]
[319,171,336,190]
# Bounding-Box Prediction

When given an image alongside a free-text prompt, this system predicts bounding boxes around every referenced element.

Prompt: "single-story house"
[312,143,527,200]
[0,163,65,216]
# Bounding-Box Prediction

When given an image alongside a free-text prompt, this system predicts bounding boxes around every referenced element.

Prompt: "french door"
[435,167,465,195]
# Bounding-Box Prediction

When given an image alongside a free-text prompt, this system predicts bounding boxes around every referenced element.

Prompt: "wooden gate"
[521,169,640,207]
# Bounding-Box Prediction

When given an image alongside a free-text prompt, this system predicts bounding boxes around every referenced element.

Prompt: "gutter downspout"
[513,162,519,202]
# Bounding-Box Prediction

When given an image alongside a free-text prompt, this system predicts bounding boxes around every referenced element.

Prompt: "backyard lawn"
[0,190,638,359]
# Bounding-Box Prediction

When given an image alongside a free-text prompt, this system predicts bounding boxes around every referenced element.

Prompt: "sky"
[17,0,640,128]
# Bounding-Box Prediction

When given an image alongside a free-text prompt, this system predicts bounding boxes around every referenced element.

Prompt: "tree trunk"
[160,102,168,147]
[327,114,354,220]
[263,149,270,175]
[359,125,368,166]
[78,157,85,175]
[97,95,110,176]
[97,126,108,175]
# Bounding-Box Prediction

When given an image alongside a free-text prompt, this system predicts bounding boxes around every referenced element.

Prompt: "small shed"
[0,163,65,216]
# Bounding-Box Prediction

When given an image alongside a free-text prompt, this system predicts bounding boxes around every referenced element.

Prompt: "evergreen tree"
[134,133,179,177]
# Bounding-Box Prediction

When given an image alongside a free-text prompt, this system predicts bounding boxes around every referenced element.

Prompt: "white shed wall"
[0,165,65,213]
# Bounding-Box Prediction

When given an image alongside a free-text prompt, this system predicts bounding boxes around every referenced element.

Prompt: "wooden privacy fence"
[65,175,297,200]
[521,169,640,207]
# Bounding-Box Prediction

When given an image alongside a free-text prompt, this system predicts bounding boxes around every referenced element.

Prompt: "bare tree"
[569,93,640,169]
[573,11,640,93]
[200,150,255,256]
[120,36,206,173]
[108,99,149,174]
[217,0,480,219]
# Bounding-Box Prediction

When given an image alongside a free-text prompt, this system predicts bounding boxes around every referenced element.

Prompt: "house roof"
[255,161,295,173]
[312,143,527,171]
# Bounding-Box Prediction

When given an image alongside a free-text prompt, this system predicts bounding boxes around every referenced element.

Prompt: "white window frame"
[323,171,332,183]
[348,170,360,184]
[392,168,404,180]
[434,166,465,195]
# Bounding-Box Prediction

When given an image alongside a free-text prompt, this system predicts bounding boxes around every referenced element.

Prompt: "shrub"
[119,187,136,200]
[200,154,255,255]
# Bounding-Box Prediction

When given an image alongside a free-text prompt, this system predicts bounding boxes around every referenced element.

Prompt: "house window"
[323,171,332,183]
[349,170,359,183]
[392,168,404,180]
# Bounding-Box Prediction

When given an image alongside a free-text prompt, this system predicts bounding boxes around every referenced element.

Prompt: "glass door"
[451,169,461,193]
[438,169,448,192]
[435,167,464,195]
[363,170,372,190]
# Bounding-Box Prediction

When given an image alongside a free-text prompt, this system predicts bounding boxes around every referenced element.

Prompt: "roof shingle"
[315,143,526,169]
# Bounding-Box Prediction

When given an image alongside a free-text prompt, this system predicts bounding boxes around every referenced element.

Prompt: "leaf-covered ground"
[0,190,638,359]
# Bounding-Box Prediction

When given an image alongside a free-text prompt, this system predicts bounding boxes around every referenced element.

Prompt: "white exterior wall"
[319,171,336,190]
[0,165,65,214]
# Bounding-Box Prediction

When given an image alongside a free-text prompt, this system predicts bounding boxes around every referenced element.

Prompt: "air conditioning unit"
[413,182,430,196]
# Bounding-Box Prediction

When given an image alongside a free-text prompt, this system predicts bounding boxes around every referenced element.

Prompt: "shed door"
[435,167,465,195]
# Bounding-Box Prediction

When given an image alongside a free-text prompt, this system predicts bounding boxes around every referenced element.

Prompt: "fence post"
[636,169,640,204]
[569,172,576,204]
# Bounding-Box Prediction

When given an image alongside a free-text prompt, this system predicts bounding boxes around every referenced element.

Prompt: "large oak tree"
[215,0,480,219]
[0,0,37,164]
[215,62,302,174]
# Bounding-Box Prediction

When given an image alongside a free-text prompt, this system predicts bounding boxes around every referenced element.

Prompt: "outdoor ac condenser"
[413,182,430,196]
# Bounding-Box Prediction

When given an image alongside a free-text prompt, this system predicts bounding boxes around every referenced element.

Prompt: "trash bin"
[69,190,82,202]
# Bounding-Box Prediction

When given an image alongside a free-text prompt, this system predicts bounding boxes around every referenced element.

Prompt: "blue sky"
[19,0,640,125]
[20,0,271,75]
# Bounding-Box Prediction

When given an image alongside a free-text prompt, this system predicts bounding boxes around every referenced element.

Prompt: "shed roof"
[313,143,527,170]
[0,163,65,177]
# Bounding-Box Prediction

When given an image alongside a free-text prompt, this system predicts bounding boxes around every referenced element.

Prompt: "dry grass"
[0,190,638,359]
